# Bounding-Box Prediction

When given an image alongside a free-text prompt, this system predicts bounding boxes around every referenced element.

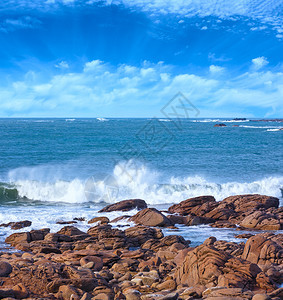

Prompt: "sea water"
[0,118,282,248]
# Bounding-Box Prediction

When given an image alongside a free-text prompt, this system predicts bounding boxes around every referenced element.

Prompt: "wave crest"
[2,161,282,204]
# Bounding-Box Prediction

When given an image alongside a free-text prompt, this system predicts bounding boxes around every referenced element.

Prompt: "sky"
[0,0,282,118]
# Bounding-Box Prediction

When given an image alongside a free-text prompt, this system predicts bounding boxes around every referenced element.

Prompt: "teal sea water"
[0,118,282,247]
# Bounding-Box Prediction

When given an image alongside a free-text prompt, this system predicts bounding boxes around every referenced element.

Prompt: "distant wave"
[96,118,108,122]
[240,125,282,129]
[192,119,250,123]
[158,119,172,122]
[267,128,282,132]
[65,119,75,122]
[2,161,282,205]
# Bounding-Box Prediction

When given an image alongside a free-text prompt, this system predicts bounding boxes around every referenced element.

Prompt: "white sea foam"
[7,161,283,204]
[267,128,282,132]
[96,117,108,122]
[192,119,250,123]
[240,125,282,129]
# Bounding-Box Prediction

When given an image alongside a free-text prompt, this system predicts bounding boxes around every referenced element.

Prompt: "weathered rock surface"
[168,195,216,216]
[240,210,282,230]
[99,199,147,213]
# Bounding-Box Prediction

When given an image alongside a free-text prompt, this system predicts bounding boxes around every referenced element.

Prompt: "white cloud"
[201,26,208,30]
[209,65,225,74]
[0,60,282,117]
[55,61,69,69]
[252,56,269,70]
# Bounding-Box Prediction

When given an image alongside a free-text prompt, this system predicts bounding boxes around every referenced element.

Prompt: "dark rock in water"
[129,208,172,227]
[214,123,226,127]
[73,217,86,221]
[233,125,239,127]
[0,220,32,230]
[235,233,254,239]
[233,118,247,121]
[99,199,147,213]
[111,215,130,223]
[56,220,77,225]
[0,261,12,277]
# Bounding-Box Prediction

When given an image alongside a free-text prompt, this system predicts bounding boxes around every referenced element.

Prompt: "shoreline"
[0,194,282,299]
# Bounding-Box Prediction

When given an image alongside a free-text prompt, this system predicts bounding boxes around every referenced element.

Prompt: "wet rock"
[99,199,147,213]
[0,220,32,230]
[56,220,77,225]
[0,261,12,277]
[168,196,216,216]
[129,208,172,227]
[5,232,31,246]
[74,217,86,221]
[185,215,214,225]
[88,217,109,224]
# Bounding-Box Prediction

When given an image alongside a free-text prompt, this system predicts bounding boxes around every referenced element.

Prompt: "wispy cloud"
[0,60,281,117]
[0,16,41,32]
[0,1,282,36]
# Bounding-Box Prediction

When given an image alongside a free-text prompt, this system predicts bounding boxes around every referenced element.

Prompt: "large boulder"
[57,226,87,236]
[99,199,147,213]
[175,238,263,291]
[222,194,279,214]
[168,196,216,216]
[5,232,31,246]
[240,211,281,231]
[242,234,283,265]
[129,208,172,227]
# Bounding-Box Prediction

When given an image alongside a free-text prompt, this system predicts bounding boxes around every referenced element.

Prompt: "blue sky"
[0,0,282,117]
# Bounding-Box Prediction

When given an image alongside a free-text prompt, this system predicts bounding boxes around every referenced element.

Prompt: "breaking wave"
[1,161,282,205]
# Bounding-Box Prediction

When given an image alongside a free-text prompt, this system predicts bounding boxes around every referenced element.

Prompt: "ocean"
[0,118,282,248]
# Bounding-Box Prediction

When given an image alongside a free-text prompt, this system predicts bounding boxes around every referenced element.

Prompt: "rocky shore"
[0,194,282,300]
